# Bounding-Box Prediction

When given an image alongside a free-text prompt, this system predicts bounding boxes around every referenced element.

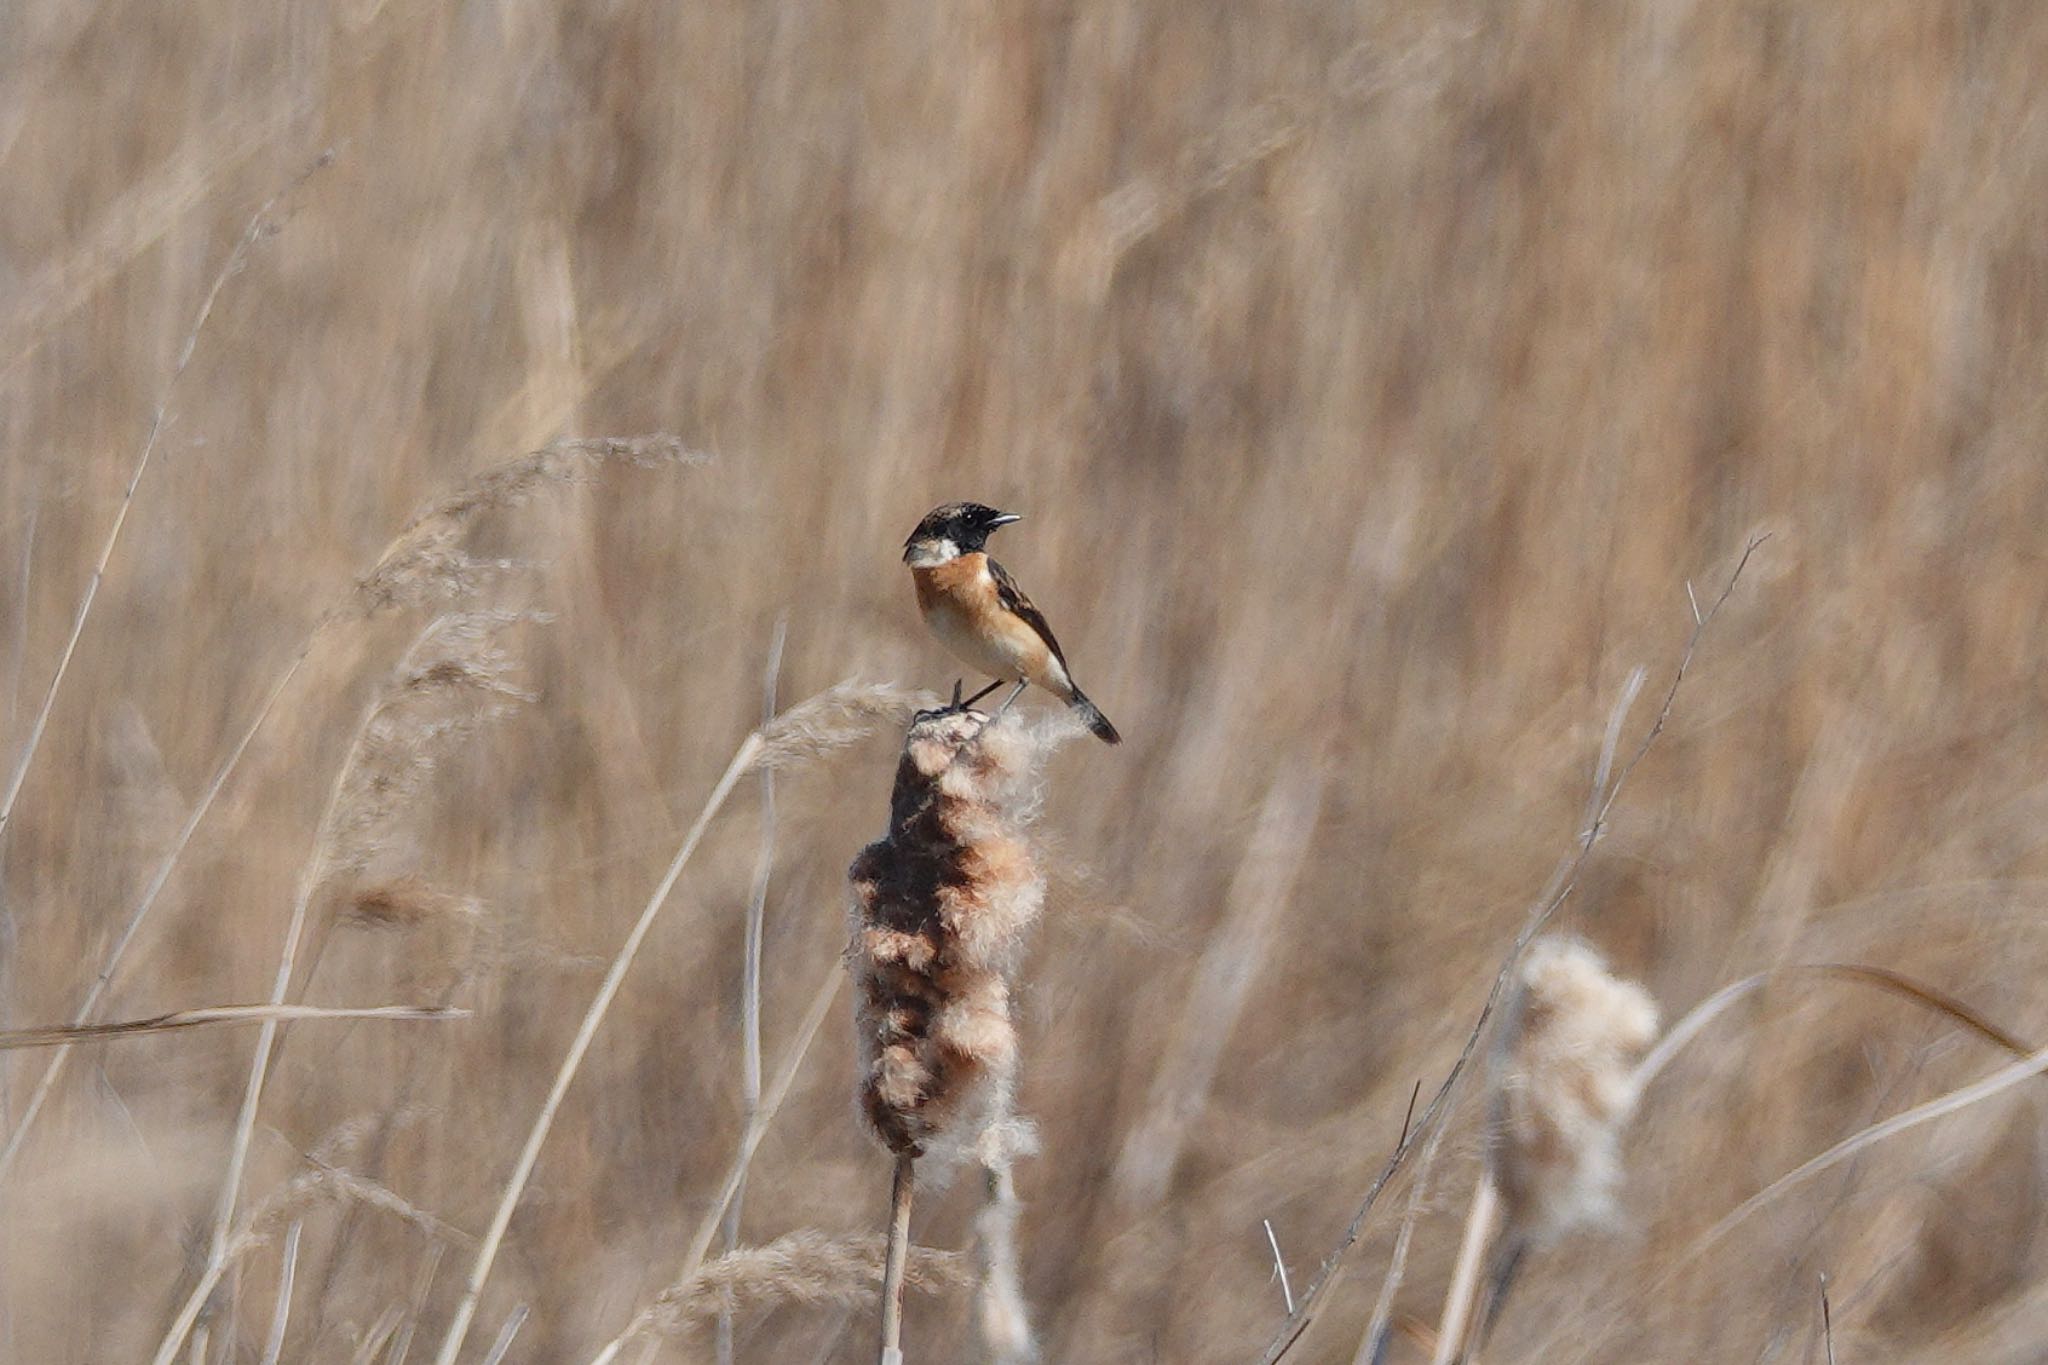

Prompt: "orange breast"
[910,554,1069,695]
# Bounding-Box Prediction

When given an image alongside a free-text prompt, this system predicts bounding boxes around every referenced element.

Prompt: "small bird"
[902,501,1121,744]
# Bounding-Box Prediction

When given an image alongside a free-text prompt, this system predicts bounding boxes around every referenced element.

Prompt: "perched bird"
[902,501,1121,744]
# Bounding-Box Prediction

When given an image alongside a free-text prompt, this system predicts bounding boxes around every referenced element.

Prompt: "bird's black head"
[902,501,1021,566]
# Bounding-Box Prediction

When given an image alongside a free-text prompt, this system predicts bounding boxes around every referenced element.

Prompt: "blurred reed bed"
[4,2,2048,1360]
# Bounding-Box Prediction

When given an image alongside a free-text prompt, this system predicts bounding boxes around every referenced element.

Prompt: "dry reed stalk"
[878,1152,916,1365]
[258,1219,302,1365]
[846,707,1068,1363]
[1428,1177,1499,1365]
[720,615,786,1365]
[479,1305,529,1365]
[1259,536,1766,1364]
[0,1002,461,1050]
[1430,937,1658,1364]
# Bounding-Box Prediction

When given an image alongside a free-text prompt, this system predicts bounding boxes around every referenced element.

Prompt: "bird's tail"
[1070,689,1121,745]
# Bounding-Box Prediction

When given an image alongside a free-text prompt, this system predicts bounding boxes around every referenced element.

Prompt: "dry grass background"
[4,1,2048,1360]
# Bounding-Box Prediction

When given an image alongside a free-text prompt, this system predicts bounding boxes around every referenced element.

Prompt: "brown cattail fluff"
[847,710,1049,1161]
[1488,936,1660,1243]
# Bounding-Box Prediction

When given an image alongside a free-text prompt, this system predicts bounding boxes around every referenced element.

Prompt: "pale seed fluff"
[846,709,1055,1162]
[1489,936,1660,1243]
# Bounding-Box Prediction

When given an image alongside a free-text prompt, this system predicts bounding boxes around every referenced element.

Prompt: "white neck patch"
[904,537,961,568]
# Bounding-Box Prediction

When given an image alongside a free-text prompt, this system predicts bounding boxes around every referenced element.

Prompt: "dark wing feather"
[986,557,1070,670]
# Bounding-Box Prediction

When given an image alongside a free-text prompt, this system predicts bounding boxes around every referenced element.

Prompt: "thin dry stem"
[259,1220,303,1365]
[480,1306,529,1365]
[721,614,786,1365]
[0,1002,461,1050]
[1430,1178,1501,1365]
[878,1153,916,1365]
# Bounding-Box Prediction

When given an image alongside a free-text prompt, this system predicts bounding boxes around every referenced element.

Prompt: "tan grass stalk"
[0,1002,461,1050]
[153,1140,459,1365]
[386,1241,446,1365]
[0,152,329,846]
[1427,1176,1500,1365]
[1555,1036,2048,1365]
[258,1219,302,1365]
[720,615,787,1365]
[429,726,764,1365]
[878,1152,917,1365]
[479,1305,529,1365]
[1632,962,2035,1093]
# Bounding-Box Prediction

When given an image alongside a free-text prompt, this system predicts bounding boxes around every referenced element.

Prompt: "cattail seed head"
[1488,936,1660,1243]
[847,711,1052,1160]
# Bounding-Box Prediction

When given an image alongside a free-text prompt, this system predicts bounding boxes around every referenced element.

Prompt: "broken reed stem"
[0,1003,462,1050]
[1257,535,1766,1365]
[720,615,786,1365]
[430,729,764,1365]
[878,1153,916,1365]
[0,152,330,847]
[1430,1176,1501,1365]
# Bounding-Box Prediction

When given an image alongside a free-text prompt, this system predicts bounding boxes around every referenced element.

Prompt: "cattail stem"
[878,1153,916,1365]
[1431,1176,1500,1365]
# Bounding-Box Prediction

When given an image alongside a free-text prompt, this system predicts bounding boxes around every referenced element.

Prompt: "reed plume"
[847,708,1065,1363]
[1434,936,1659,1364]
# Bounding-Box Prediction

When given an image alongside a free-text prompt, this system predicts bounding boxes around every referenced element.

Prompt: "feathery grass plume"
[1434,936,1658,1364]
[353,435,706,613]
[847,707,1066,1362]
[752,681,932,772]
[641,1230,973,1342]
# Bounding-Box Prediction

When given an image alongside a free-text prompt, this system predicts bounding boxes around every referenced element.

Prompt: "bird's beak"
[989,512,1022,527]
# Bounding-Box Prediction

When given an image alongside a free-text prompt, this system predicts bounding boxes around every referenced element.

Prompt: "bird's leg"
[960,679,1004,709]
[950,679,964,711]
[992,681,1029,718]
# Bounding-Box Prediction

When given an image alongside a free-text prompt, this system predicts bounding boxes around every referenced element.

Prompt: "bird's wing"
[986,556,1071,670]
